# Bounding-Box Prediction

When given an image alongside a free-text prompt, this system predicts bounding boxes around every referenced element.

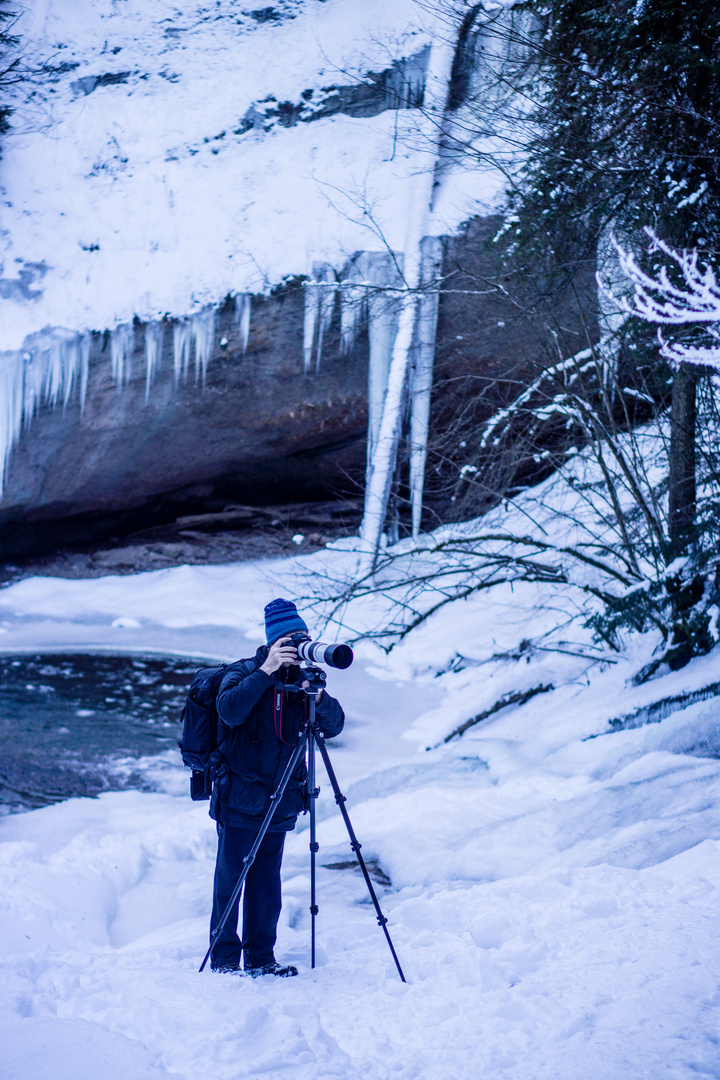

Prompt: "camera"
[290,633,354,670]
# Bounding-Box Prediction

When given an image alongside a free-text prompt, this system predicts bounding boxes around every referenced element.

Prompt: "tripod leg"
[315,732,407,983]
[307,720,319,968]
[200,727,308,973]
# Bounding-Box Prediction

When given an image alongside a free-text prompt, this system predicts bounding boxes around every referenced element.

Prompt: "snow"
[1,486,720,1077]
[2,0,504,352]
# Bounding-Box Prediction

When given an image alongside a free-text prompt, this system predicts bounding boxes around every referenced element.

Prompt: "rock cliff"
[0,284,368,556]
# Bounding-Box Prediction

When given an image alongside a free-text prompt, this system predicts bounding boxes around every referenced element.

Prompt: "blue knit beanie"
[264,598,309,644]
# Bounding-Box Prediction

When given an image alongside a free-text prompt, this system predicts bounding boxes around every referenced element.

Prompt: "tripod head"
[283,664,327,697]
[299,664,327,695]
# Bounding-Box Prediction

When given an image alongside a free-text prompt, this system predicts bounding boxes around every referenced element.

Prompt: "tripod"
[199,669,406,982]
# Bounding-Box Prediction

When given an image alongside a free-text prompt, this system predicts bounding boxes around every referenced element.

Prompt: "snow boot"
[245,961,298,978]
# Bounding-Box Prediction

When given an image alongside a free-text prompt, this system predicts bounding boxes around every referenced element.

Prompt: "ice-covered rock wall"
[0,283,373,558]
[0,296,252,492]
[0,0,507,541]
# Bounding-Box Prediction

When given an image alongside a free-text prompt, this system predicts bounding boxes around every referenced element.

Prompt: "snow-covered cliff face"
[3,0,498,344]
[0,0,521,551]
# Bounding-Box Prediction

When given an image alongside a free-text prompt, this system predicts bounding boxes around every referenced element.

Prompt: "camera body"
[289,633,354,670]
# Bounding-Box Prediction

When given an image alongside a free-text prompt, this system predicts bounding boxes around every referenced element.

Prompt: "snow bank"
[0,558,719,1076]
[4,783,720,1080]
[2,674,720,1078]
[1,455,720,1075]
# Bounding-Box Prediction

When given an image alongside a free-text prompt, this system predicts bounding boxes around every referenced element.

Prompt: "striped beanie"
[264,598,309,644]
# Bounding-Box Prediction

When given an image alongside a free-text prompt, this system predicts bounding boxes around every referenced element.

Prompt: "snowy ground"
[1,534,720,1079]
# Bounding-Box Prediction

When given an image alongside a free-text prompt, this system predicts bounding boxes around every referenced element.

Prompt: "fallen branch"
[443,683,554,743]
[605,679,720,733]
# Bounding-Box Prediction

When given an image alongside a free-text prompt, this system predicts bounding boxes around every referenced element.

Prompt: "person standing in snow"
[209,597,345,976]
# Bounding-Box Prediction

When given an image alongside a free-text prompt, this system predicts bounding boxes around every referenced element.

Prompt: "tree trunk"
[358,38,456,569]
[668,364,697,560]
[409,236,443,538]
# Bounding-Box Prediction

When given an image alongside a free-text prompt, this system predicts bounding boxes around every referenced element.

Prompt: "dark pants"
[210,824,286,970]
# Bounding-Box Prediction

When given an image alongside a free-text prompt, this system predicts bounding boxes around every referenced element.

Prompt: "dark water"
[0,653,200,812]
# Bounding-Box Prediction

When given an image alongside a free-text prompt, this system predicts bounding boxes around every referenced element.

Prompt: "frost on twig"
[610,230,720,372]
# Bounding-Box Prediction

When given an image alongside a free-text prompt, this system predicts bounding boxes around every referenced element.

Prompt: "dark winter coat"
[211,645,345,830]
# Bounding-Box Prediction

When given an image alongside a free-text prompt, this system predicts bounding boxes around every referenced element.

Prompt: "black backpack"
[179,661,241,800]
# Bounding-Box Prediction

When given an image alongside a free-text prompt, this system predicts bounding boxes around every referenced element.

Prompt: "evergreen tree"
[513,0,720,260]
[498,0,720,671]
[0,3,18,147]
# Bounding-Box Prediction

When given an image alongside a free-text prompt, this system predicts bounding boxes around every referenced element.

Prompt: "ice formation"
[172,320,192,384]
[0,294,252,495]
[409,236,444,537]
[144,321,163,402]
[235,294,252,356]
[111,324,135,387]
[191,309,216,384]
[340,253,405,483]
[303,264,339,374]
[171,308,217,385]
[0,330,90,493]
[305,251,406,480]
[359,38,458,563]
[302,238,442,545]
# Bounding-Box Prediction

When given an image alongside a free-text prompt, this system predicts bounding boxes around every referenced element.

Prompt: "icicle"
[303,283,320,374]
[303,263,337,373]
[338,251,404,481]
[79,333,91,413]
[340,280,366,354]
[0,350,24,493]
[364,254,404,482]
[192,308,215,383]
[316,269,337,373]
[145,321,163,401]
[235,294,251,353]
[173,320,191,383]
[43,336,64,406]
[409,236,443,538]
[340,253,372,355]
[0,329,91,495]
[23,340,49,422]
[33,331,83,413]
[61,336,80,409]
[111,323,134,386]
[0,296,231,500]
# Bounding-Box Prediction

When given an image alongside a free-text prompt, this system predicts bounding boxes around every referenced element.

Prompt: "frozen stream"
[0,648,442,816]
[0,653,197,811]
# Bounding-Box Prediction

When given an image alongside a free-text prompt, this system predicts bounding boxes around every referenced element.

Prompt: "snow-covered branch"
[611,230,720,371]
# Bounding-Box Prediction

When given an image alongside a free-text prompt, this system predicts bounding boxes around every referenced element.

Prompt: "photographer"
[209,598,345,977]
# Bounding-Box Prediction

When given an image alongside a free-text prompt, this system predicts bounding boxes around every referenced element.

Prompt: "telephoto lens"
[292,634,354,669]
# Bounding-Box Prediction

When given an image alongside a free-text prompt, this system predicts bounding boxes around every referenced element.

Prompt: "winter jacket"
[211,645,345,830]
